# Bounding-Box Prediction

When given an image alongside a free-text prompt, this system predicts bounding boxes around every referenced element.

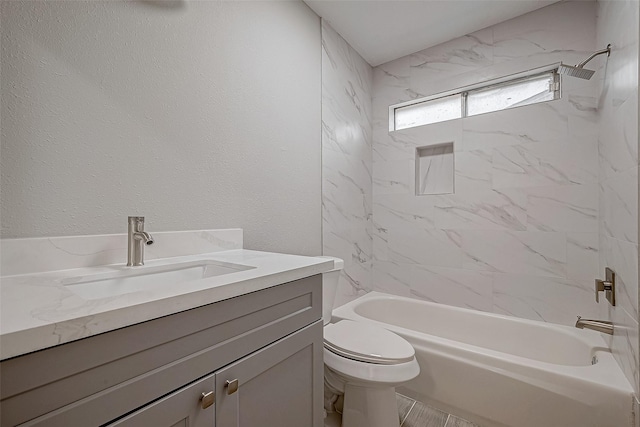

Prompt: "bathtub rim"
[331,291,634,394]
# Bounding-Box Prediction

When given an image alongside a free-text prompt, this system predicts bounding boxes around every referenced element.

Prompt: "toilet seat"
[323,320,415,365]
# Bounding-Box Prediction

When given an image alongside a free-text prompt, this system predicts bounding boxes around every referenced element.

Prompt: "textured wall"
[0,1,322,256]
[596,0,640,396]
[321,21,373,307]
[372,1,603,326]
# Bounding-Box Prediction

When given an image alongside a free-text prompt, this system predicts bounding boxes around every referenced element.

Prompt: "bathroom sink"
[63,260,255,300]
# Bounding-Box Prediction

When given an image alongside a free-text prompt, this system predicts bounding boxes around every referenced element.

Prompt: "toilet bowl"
[319,256,420,427]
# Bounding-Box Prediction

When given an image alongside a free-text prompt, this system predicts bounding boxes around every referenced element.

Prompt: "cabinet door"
[215,321,323,427]
[106,373,216,427]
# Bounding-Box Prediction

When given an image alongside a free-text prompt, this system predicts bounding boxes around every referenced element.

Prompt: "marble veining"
[322,21,373,307]
[434,189,527,231]
[0,230,333,360]
[597,0,639,395]
[1,228,243,277]
[371,1,607,336]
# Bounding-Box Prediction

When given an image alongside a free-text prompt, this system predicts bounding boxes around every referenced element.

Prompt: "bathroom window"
[394,95,462,130]
[466,72,558,116]
[390,66,560,131]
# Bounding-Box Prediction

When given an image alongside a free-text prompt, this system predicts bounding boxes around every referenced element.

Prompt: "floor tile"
[397,393,416,424]
[401,400,449,427]
[445,414,480,427]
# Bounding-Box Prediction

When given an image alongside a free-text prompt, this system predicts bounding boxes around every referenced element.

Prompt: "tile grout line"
[400,400,417,427]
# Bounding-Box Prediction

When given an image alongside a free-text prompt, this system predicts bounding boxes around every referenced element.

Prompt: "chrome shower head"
[558,64,596,80]
[558,44,611,80]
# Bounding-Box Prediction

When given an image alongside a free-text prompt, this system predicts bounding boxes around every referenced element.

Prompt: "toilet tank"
[317,256,344,325]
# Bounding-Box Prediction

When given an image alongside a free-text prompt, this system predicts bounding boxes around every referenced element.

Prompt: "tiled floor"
[324,393,480,427]
[397,394,479,427]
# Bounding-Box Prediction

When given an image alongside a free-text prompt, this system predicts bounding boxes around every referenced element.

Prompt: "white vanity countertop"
[0,249,333,360]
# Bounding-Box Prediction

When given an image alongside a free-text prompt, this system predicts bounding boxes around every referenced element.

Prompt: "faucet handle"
[594,267,616,306]
[595,279,611,303]
[595,279,604,303]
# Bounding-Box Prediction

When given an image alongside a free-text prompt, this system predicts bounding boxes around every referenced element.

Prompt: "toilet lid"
[323,320,415,365]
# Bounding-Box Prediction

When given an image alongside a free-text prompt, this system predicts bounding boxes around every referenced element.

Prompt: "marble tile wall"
[372,1,604,326]
[321,21,374,307]
[596,0,640,396]
[0,229,243,276]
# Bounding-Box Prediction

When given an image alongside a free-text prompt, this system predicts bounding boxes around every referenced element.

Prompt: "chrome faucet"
[127,216,154,266]
[575,316,614,335]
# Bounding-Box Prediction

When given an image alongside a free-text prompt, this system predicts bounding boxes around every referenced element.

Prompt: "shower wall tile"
[372,261,413,297]
[566,232,599,283]
[491,142,597,189]
[324,150,372,211]
[597,0,639,107]
[461,102,568,151]
[374,28,494,105]
[600,233,639,319]
[454,149,493,195]
[492,273,600,325]
[410,266,493,312]
[375,120,463,164]
[371,1,603,334]
[600,167,638,244]
[492,0,596,55]
[322,21,373,308]
[597,0,638,395]
[433,189,527,231]
[456,230,566,278]
[599,92,639,181]
[568,110,599,142]
[373,193,436,232]
[387,227,463,268]
[373,159,414,195]
[525,184,598,233]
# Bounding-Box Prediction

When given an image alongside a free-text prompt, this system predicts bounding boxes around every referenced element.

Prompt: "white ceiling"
[304,0,560,66]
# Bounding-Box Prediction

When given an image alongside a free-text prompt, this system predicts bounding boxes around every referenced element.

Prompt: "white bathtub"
[332,292,635,427]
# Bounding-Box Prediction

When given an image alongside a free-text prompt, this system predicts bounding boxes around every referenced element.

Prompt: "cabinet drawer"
[2,275,321,427]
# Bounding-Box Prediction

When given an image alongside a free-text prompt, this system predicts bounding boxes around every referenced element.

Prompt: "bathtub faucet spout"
[575,316,613,335]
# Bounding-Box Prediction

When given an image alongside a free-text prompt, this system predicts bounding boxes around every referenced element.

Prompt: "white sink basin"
[63,260,255,300]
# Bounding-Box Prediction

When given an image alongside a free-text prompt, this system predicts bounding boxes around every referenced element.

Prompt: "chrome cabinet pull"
[200,391,215,409]
[225,379,239,395]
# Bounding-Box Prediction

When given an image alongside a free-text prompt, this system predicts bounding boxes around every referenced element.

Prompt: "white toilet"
[320,257,420,427]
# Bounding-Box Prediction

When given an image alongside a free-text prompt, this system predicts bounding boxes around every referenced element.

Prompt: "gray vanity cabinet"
[215,320,322,427]
[1,275,323,427]
[107,321,322,427]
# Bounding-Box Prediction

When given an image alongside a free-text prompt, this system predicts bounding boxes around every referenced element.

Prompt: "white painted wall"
[0,1,322,256]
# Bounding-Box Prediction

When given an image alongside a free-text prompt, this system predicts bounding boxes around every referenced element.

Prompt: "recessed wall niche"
[415,142,454,195]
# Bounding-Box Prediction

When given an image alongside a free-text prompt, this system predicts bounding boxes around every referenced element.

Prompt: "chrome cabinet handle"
[200,391,215,409]
[225,379,239,395]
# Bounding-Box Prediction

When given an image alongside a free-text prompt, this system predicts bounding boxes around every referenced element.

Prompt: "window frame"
[389,63,561,132]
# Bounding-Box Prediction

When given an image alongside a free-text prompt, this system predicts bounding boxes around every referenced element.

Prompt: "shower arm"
[576,44,611,68]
